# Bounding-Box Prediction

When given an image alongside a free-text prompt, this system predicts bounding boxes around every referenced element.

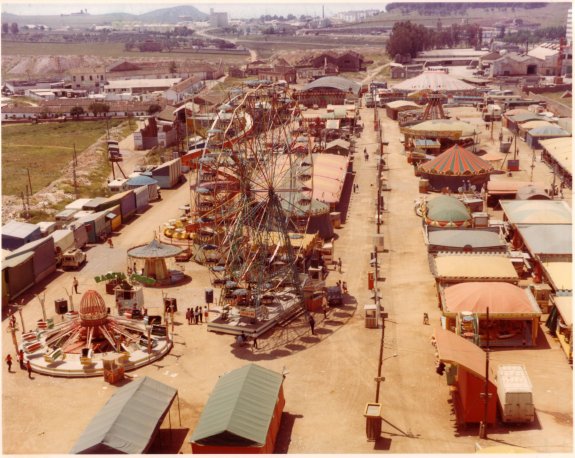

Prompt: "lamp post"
[17,305,25,334]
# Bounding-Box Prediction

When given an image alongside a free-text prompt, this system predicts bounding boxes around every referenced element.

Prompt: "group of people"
[5,349,33,378]
[186,306,206,325]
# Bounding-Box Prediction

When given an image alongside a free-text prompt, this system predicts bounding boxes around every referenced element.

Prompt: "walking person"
[5,354,13,373]
[338,258,342,273]
[73,277,79,294]
[308,315,316,335]
[18,349,25,370]
[204,306,209,323]
[26,360,33,379]
[194,306,200,325]
[107,238,114,248]
[342,281,348,294]
[252,335,258,350]
[322,296,328,319]
[186,308,192,325]
[198,305,203,324]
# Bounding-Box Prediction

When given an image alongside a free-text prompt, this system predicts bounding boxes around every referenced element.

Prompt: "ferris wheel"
[190,84,314,319]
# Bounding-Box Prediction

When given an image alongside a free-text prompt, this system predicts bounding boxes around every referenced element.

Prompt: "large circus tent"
[391,71,475,93]
[418,144,494,192]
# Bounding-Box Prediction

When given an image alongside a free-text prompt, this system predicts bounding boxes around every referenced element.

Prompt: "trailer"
[496,364,535,423]
[51,229,76,265]
[151,158,182,189]
[133,185,150,213]
[68,223,88,249]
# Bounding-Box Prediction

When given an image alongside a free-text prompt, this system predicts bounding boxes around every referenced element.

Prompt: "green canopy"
[190,364,284,447]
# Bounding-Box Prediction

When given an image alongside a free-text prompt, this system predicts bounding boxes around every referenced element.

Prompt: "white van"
[496,364,535,423]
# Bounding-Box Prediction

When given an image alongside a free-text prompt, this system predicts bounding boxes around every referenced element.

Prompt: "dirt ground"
[2,103,572,454]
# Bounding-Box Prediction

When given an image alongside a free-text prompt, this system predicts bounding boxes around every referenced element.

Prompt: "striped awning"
[419,144,494,176]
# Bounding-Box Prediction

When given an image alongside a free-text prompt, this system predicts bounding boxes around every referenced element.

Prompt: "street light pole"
[479,307,490,439]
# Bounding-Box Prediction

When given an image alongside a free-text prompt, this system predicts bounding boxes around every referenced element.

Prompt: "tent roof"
[553,296,572,326]
[506,113,545,123]
[427,230,505,250]
[520,120,554,130]
[325,139,350,150]
[190,364,284,447]
[517,225,572,257]
[541,262,572,291]
[70,376,177,454]
[500,200,572,225]
[433,328,491,382]
[2,220,41,239]
[126,175,158,186]
[128,239,182,259]
[419,144,493,176]
[431,254,518,282]
[300,76,361,94]
[528,125,570,137]
[391,71,475,92]
[515,184,550,200]
[407,119,476,137]
[425,196,471,225]
[442,282,541,317]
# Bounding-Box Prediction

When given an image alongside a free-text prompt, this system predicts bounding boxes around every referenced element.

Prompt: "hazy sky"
[1,1,387,19]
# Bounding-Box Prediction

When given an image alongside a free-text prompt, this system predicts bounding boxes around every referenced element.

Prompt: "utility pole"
[20,191,27,219]
[479,307,490,439]
[26,168,33,195]
[72,144,79,199]
[374,246,385,403]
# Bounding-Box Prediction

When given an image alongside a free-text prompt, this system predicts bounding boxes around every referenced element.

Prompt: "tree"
[169,61,177,73]
[148,104,162,115]
[88,102,109,117]
[70,106,85,119]
[386,21,430,59]
[10,22,19,34]
[2,23,10,34]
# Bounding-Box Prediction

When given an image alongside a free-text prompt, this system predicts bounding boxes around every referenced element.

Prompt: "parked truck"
[61,249,87,269]
[496,364,535,423]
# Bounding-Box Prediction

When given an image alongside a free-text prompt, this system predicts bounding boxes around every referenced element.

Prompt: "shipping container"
[496,364,535,423]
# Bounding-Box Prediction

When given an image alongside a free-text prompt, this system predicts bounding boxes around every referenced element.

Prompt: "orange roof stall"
[190,364,285,454]
[433,328,498,426]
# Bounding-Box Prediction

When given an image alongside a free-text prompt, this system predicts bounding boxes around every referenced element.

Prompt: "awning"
[541,262,572,291]
[433,328,487,380]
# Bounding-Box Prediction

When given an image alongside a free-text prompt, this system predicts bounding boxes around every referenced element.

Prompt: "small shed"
[433,328,498,425]
[5,236,57,284]
[324,139,350,155]
[190,364,285,454]
[2,220,42,251]
[70,376,179,454]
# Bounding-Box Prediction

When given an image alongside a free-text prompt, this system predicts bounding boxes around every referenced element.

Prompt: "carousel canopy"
[391,71,475,92]
[443,282,541,317]
[425,195,471,227]
[419,144,494,176]
[126,175,158,187]
[408,119,476,137]
[128,239,183,259]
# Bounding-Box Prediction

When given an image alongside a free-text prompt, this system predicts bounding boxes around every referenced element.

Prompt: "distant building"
[209,8,228,28]
[333,10,380,22]
[65,67,106,92]
[527,43,561,76]
[104,78,182,96]
[164,76,205,104]
[567,8,572,46]
[300,51,365,72]
[490,53,543,77]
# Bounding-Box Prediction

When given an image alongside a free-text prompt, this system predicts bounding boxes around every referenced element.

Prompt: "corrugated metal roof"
[70,376,177,454]
[2,220,41,239]
[301,76,361,94]
[191,364,283,446]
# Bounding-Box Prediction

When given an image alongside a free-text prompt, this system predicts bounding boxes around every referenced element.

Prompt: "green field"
[2,120,121,197]
[1,41,250,63]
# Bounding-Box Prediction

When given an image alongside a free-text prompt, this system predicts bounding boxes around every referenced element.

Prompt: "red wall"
[458,368,497,424]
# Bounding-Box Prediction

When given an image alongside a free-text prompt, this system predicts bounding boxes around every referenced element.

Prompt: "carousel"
[127,239,187,286]
[21,290,172,377]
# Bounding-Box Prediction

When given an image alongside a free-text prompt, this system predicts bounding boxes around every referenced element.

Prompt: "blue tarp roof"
[127,175,158,186]
[2,220,41,239]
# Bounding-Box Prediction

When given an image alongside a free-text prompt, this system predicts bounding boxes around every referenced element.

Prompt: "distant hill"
[0,5,208,26]
[138,5,208,22]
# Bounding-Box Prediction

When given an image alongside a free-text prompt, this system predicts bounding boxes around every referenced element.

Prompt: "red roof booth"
[432,328,497,426]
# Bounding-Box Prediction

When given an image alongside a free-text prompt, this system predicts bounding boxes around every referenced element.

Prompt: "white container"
[496,364,535,423]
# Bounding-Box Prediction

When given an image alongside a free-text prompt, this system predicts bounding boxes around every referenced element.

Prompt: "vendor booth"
[430,253,519,285]
[439,282,542,347]
[190,364,285,454]
[432,328,497,426]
